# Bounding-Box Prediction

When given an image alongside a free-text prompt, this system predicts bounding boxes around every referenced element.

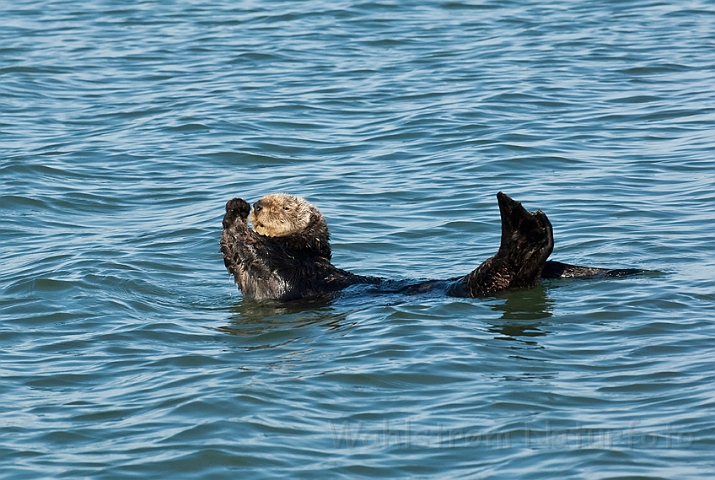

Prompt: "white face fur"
[249,194,317,237]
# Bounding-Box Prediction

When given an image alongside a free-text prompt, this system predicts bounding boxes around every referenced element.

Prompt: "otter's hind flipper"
[541,260,607,279]
[604,268,643,277]
[542,260,643,279]
[457,192,554,297]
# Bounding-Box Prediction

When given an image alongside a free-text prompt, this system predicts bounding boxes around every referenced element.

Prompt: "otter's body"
[220,195,380,302]
[221,192,638,303]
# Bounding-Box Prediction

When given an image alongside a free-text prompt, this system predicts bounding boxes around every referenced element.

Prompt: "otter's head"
[249,193,324,238]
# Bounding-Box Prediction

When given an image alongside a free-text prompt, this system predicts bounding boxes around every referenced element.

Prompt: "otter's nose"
[253,200,263,215]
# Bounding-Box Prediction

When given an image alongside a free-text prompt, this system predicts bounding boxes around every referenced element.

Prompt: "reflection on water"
[492,285,553,321]
[222,280,555,343]
[220,299,349,345]
[488,286,553,344]
[490,322,547,342]
[222,282,556,351]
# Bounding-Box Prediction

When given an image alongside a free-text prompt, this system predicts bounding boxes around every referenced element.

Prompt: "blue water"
[2,0,714,478]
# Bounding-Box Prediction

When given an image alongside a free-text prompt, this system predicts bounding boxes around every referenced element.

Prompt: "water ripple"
[2,0,714,478]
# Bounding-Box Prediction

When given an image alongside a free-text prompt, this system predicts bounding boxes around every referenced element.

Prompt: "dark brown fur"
[220,195,380,302]
[448,192,554,297]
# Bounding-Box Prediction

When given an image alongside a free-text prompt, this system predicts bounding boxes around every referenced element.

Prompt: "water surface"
[2,0,714,478]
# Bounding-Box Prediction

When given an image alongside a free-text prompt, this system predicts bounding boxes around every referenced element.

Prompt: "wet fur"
[450,192,554,297]
[221,195,380,302]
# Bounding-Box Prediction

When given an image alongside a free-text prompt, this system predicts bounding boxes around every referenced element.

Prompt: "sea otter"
[220,192,637,302]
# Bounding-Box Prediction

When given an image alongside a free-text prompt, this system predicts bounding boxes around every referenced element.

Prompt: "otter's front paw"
[223,198,251,228]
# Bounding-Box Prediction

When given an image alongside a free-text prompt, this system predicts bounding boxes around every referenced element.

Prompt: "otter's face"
[249,194,317,237]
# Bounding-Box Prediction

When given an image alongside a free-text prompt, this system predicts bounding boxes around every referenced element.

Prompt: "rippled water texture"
[2,0,714,478]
